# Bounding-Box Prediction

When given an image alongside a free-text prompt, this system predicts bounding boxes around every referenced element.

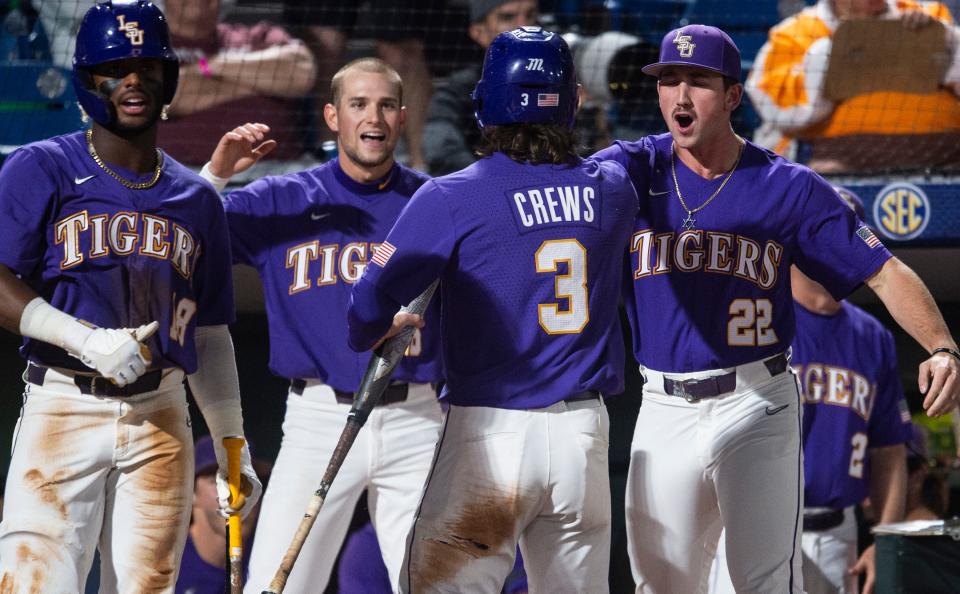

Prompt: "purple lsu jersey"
[593,134,892,372]
[221,159,442,391]
[348,153,639,409]
[0,131,235,373]
[793,301,913,509]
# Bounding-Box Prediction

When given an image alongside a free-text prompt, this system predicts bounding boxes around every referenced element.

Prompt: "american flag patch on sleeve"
[371,242,396,267]
[856,226,882,249]
[899,399,911,423]
[537,93,559,107]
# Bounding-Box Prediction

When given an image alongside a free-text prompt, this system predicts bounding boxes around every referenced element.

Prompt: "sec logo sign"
[873,183,930,241]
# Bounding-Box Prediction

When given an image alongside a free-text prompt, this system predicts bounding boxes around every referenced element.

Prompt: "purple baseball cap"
[642,25,741,81]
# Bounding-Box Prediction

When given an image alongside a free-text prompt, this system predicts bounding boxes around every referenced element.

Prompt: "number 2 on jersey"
[849,432,867,478]
[536,239,588,334]
[728,298,778,347]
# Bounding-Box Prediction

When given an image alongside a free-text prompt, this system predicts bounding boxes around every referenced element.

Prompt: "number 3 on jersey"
[170,296,197,346]
[536,239,588,334]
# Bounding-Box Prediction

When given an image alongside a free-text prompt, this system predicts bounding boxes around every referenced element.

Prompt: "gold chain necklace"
[85,129,163,190]
[671,136,744,231]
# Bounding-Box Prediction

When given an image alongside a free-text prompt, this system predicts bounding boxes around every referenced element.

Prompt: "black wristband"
[931,347,960,362]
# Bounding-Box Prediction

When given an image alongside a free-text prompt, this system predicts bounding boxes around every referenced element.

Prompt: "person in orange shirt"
[746,0,960,173]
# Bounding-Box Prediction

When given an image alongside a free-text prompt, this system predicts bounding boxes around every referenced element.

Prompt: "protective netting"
[3,0,960,176]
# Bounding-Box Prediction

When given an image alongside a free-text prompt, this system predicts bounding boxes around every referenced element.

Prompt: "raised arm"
[866,257,959,416]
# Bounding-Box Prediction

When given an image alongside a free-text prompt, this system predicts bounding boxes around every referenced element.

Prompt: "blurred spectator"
[746,0,960,173]
[284,0,438,169]
[903,423,950,520]
[158,0,316,165]
[422,0,538,175]
[174,435,270,594]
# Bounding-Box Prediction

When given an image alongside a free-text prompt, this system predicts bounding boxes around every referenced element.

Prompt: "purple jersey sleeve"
[0,143,61,277]
[793,175,892,300]
[349,181,456,351]
[220,176,283,268]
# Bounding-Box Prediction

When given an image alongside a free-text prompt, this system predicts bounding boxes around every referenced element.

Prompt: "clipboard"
[824,18,950,100]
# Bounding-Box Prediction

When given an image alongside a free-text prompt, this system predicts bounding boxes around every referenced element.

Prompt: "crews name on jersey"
[793,363,876,421]
[511,184,596,228]
[631,229,783,290]
[55,211,197,278]
[286,241,384,293]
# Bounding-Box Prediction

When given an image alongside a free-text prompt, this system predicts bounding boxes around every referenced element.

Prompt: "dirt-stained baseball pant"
[0,366,193,594]
[243,381,442,594]
[627,360,804,594]
[710,506,857,594]
[400,398,611,594]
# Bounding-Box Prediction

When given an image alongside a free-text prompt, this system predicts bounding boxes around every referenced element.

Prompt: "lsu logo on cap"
[116,15,144,46]
[873,182,930,241]
[673,30,695,58]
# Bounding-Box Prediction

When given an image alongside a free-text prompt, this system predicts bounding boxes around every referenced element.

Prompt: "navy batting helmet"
[472,26,578,130]
[73,0,179,125]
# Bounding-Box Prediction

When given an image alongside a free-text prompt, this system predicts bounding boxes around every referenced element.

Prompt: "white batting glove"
[213,441,262,519]
[73,321,159,386]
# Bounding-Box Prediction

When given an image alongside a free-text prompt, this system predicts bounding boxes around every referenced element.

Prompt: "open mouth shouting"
[674,112,695,135]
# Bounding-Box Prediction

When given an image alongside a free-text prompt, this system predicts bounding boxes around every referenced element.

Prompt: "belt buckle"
[674,381,698,403]
[90,375,111,395]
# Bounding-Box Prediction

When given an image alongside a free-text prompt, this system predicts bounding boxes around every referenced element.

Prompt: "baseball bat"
[224,436,246,594]
[262,280,439,594]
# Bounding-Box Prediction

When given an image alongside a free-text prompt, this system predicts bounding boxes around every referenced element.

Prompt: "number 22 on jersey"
[536,239,588,334]
[728,298,778,347]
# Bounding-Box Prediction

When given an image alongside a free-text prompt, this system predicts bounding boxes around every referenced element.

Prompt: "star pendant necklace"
[671,136,744,231]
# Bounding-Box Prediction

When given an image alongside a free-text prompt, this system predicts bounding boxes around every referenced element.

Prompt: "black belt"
[27,363,163,397]
[803,509,845,532]
[290,379,410,406]
[564,390,601,404]
[663,352,789,403]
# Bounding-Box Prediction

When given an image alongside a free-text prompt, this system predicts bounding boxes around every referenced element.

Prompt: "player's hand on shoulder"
[214,441,263,520]
[73,321,159,386]
[920,349,960,417]
[209,122,277,179]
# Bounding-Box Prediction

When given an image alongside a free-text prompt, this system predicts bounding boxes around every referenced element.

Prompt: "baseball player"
[0,2,261,592]
[197,58,445,594]
[593,24,960,594]
[709,188,912,594]
[348,27,639,593]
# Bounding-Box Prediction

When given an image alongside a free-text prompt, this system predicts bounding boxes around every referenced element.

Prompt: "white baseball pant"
[243,381,442,594]
[627,358,804,594]
[0,365,193,594]
[710,507,857,594]
[400,397,611,594]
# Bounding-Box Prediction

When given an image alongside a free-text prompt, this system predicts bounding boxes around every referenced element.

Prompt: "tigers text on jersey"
[221,159,442,390]
[593,134,893,372]
[793,301,913,509]
[348,153,639,409]
[0,131,234,373]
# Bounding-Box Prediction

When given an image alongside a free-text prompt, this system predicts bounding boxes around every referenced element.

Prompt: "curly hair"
[475,124,580,165]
